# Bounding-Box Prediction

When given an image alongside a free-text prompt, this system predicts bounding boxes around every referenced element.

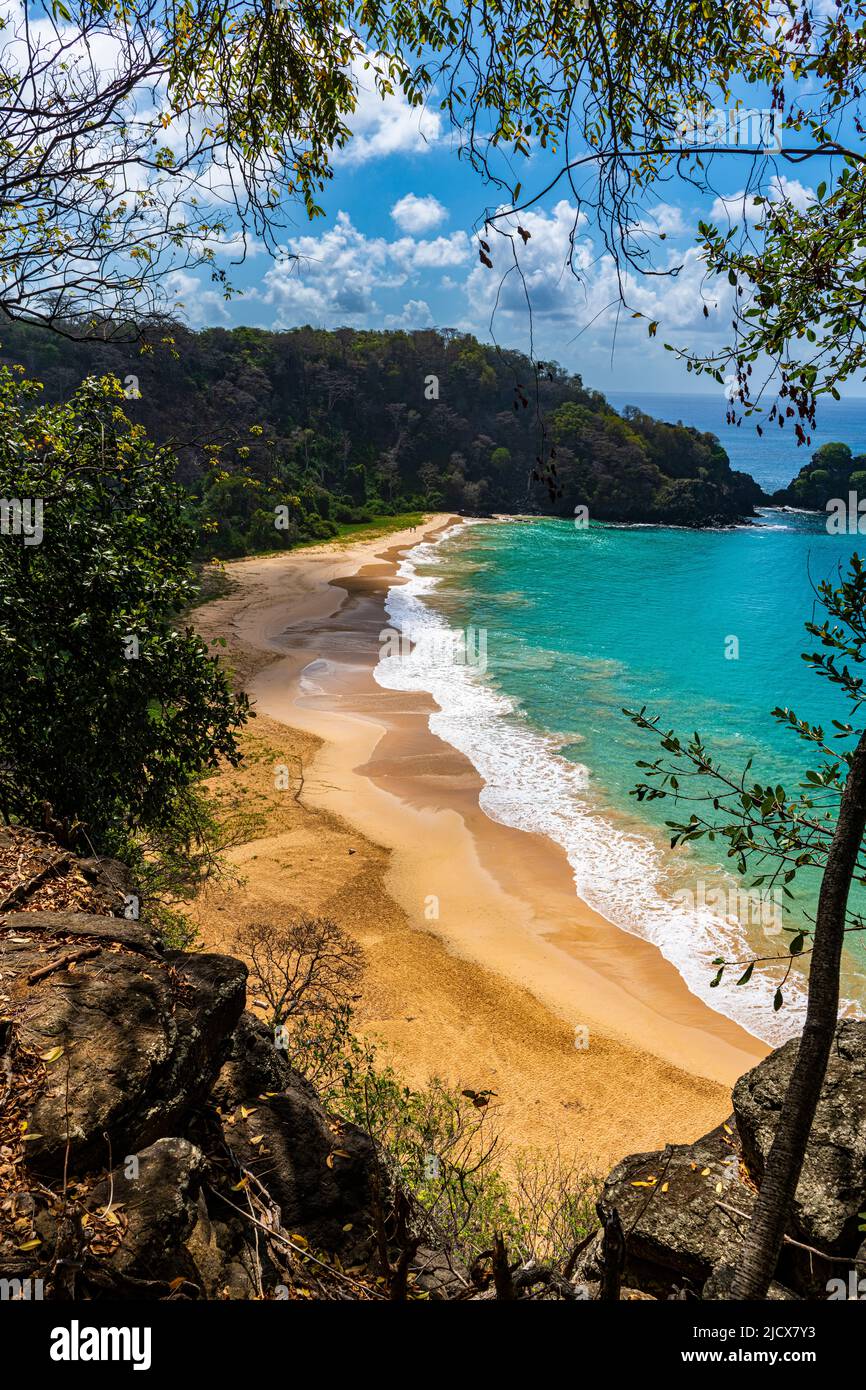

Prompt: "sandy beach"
[192,515,768,1171]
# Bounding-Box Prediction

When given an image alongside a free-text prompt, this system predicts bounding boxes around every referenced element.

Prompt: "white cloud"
[203,231,267,261]
[390,192,447,234]
[335,53,441,166]
[402,232,468,268]
[458,198,727,365]
[636,203,687,237]
[258,210,469,328]
[166,270,231,327]
[710,176,816,224]
[385,298,434,328]
[464,200,594,326]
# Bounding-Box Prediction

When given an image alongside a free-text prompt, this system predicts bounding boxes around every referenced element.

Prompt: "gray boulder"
[580,1120,755,1298]
[87,1137,206,1281]
[409,1245,471,1300]
[733,1019,866,1253]
[6,916,246,1174]
[212,1012,375,1250]
[586,1019,866,1300]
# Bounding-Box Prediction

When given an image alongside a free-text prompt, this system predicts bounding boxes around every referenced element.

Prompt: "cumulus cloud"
[458,198,727,365]
[202,231,267,261]
[463,198,623,333]
[464,200,592,324]
[166,270,232,327]
[385,298,435,328]
[635,203,687,237]
[406,233,469,268]
[390,193,447,234]
[710,175,816,224]
[335,54,441,166]
[258,210,469,328]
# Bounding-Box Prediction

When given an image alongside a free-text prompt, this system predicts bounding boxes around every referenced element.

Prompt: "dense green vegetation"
[0,322,765,548]
[773,441,866,512]
[0,368,249,859]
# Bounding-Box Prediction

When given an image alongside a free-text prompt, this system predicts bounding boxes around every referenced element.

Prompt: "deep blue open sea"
[605,389,866,494]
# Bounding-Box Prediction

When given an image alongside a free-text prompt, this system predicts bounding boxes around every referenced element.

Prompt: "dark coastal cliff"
[0,322,765,547]
[2,831,863,1302]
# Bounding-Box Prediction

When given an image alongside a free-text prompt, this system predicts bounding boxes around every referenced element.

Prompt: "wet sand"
[193,516,768,1168]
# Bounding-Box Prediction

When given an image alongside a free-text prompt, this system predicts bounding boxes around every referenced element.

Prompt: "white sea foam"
[374,524,810,1045]
[298,658,331,696]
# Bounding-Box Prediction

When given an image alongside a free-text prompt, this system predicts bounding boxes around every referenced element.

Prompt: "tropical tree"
[627,555,866,1298]
[0,0,422,334]
[387,0,866,431]
[0,367,249,851]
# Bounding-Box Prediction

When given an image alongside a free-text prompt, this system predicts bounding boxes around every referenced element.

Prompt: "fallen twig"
[27,946,100,984]
[211,1185,388,1299]
[714,1200,866,1266]
[0,854,72,913]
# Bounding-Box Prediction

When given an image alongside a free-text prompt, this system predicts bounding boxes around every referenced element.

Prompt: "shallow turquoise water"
[436,513,851,809]
[411,510,866,1028]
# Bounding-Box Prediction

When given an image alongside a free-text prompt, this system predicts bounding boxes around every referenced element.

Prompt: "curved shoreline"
[379,518,815,1047]
[194,515,768,1165]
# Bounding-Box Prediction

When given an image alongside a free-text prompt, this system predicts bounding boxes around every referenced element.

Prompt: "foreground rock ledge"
[0,912,378,1298]
[2,898,863,1300]
[577,1020,866,1300]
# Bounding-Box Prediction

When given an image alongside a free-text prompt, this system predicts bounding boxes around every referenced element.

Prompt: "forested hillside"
[0,323,765,553]
[773,441,866,512]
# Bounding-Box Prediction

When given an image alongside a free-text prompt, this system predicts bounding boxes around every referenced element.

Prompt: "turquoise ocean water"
[375,402,866,1044]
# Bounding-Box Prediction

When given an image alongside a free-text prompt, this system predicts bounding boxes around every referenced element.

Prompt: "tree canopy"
[0,367,249,851]
[0,320,766,539]
[8,0,866,445]
[376,1,866,434]
[0,0,420,332]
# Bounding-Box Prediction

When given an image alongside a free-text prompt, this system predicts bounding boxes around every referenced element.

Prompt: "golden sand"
[191,516,768,1171]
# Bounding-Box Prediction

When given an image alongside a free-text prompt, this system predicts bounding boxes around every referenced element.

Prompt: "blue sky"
[170,61,852,402]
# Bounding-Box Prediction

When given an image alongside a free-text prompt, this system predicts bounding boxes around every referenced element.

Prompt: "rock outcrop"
[3,831,863,1302]
[212,1012,375,1251]
[13,920,246,1175]
[579,1020,866,1300]
[733,1019,866,1256]
[577,1120,755,1299]
[0,908,378,1299]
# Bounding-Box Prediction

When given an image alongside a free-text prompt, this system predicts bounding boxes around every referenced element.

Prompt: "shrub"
[0,369,249,852]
